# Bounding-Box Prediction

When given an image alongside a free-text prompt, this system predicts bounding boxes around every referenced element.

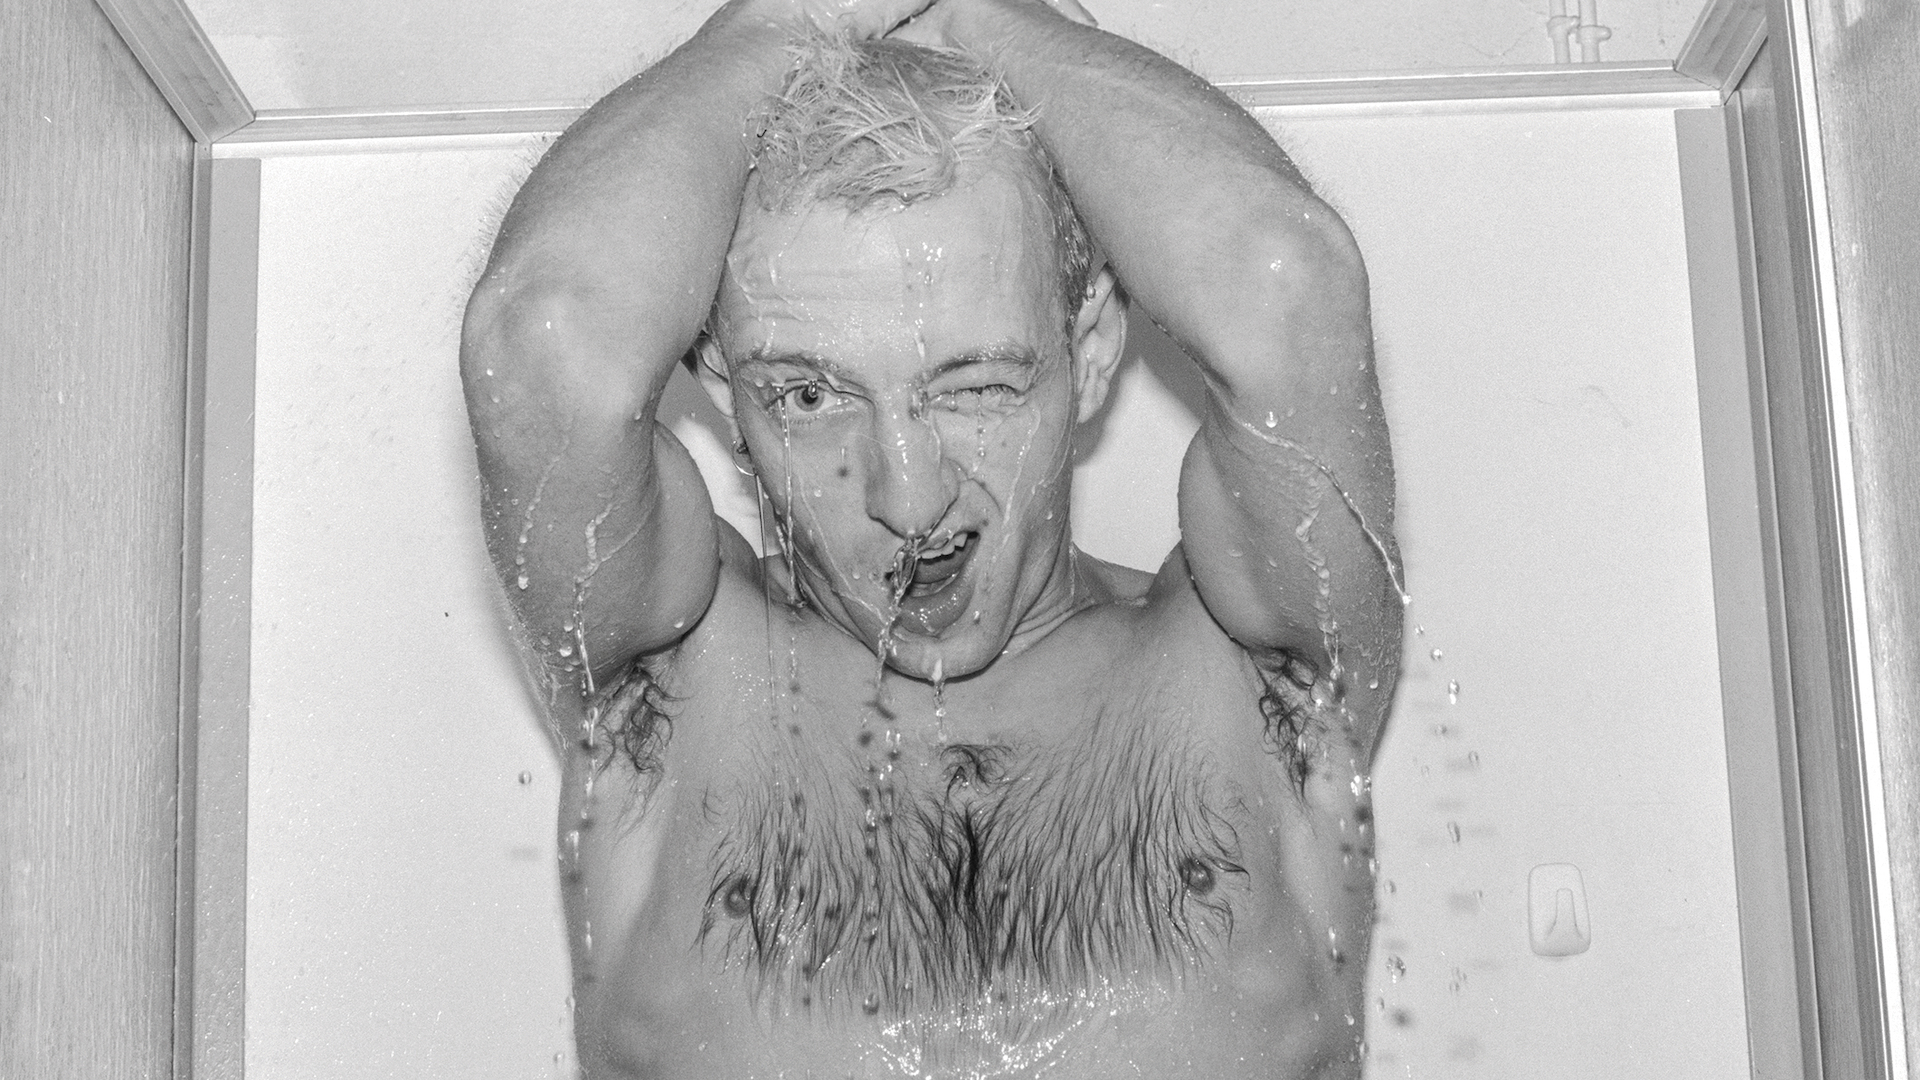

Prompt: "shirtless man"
[461,0,1400,1075]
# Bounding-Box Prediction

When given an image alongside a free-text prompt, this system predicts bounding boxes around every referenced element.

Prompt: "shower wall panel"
[1,1,196,1076]
[232,99,1748,1079]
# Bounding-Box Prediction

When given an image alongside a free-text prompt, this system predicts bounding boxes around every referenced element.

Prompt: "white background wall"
[237,97,1749,1079]
[187,0,1712,111]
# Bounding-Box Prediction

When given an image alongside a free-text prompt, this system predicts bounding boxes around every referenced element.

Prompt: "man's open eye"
[774,380,844,415]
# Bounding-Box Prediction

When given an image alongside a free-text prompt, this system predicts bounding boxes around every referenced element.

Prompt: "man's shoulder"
[1019,544,1260,687]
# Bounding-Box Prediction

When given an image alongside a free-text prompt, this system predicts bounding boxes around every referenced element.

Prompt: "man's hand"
[765,0,937,38]
[891,0,1093,47]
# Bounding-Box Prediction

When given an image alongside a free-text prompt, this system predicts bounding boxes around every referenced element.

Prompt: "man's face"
[710,166,1082,682]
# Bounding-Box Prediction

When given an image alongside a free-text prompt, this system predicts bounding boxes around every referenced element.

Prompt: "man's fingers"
[1047,0,1098,28]
[805,0,935,37]
[887,13,946,46]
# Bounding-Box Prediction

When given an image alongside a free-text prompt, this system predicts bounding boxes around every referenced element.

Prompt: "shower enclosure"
[4,1,1913,1077]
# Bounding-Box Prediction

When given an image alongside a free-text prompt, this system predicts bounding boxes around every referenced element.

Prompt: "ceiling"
[184,0,1713,113]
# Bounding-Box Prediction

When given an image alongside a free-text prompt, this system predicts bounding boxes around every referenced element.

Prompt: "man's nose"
[864,406,958,540]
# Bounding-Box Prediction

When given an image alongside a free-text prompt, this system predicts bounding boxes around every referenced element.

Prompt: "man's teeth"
[921,532,970,559]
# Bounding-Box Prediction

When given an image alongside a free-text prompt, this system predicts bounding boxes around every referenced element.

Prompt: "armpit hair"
[590,652,677,782]
[1248,645,1321,794]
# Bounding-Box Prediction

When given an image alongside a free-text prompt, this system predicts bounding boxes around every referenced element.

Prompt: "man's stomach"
[582,952,1347,1080]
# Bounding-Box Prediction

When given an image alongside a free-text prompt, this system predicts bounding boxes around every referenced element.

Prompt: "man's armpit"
[591,650,678,786]
[1246,645,1321,795]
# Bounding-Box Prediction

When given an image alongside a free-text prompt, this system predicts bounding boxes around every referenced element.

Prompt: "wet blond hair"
[749,35,1095,323]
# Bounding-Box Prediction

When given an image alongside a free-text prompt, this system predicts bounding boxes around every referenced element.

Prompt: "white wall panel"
[188,0,1711,112]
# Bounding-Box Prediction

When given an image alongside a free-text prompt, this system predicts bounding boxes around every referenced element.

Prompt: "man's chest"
[570,615,1355,1079]
[641,639,1295,1019]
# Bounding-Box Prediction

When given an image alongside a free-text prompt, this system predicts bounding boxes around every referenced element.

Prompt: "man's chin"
[881,631,1001,685]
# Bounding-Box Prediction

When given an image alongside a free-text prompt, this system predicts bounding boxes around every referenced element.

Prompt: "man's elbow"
[1243,197,1367,321]
[460,276,652,423]
[1199,198,1371,386]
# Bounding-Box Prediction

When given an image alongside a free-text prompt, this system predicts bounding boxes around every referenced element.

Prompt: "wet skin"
[699,168,1095,682]
[558,175,1382,1078]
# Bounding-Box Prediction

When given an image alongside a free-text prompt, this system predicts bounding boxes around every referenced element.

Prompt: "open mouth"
[886,530,979,637]
[904,530,973,597]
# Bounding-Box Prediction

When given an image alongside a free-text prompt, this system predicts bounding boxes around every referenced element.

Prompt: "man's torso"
[561,545,1373,1079]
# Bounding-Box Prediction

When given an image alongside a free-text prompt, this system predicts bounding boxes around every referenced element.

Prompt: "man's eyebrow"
[737,348,856,381]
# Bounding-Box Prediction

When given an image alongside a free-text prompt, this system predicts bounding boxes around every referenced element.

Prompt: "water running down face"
[704,164,1119,683]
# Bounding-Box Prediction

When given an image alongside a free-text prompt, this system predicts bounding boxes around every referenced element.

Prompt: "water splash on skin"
[764,404,896,635]
[862,979,1160,1080]
[1291,498,1342,694]
[567,500,642,689]
[931,655,948,744]
[1231,417,1409,607]
[878,533,923,688]
[511,439,570,590]
[976,411,1046,622]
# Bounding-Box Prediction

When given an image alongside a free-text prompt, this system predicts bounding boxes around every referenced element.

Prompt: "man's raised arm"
[907,0,1401,758]
[461,0,927,690]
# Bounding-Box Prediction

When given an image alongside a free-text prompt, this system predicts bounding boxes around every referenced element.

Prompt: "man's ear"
[1069,264,1127,423]
[691,336,736,419]
[690,336,742,445]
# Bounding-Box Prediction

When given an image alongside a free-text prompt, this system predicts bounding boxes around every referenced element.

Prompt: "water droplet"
[1446,821,1461,843]
[515,573,530,590]
[1386,955,1406,982]
[862,993,880,1015]
[518,770,532,785]
[557,644,573,658]
[1414,624,1425,635]
[1447,679,1460,703]
[1430,648,1444,661]
[1264,410,1278,428]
